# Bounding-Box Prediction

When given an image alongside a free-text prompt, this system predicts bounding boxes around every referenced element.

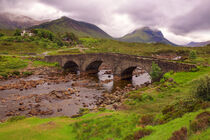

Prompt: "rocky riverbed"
[0,66,151,121]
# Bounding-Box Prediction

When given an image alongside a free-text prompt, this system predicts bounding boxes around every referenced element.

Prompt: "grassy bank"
[0,66,209,139]
[0,32,209,139]
[0,56,59,78]
[0,109,209,140]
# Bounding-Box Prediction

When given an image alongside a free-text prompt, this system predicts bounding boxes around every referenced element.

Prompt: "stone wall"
[45,53,196,79]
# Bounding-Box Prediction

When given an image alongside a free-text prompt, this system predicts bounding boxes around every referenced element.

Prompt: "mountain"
[119,27,176,45]
[31,16,111,39]
[186,41,210,47]
[0,13,45,29]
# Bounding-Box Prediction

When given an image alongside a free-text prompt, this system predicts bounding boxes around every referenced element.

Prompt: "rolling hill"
[31,16,111,39]
[119,27,176,45]
[0,12,45,29]
[186,41,210,47]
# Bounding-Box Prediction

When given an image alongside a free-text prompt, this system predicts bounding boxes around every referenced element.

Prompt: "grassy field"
[0,66,209,139]
[0,32,209,139]
[47,38,210,65]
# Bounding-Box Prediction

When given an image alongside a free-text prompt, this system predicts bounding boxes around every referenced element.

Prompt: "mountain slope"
[186,41,210,47]
[31,16,111,39]
[0,13,45,29]
[119,27,176,45]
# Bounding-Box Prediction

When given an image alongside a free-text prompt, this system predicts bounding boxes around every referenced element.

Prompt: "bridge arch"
[121,66,137,80]
[85,60,103,74]
[44,53,196,79]
[120,64,151,80]
[63,61,79,73]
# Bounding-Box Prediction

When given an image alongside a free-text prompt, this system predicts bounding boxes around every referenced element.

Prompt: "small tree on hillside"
[189,50,197,60]
[14,29,21,36]
[0,33,4,37]
[150,62,162,82]
[63,32,79,43]
[191,76,210,101]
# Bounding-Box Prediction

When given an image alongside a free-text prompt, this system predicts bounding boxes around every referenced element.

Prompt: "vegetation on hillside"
[31,16,111,39]
[0,67,209,139]
[150,62,162,82]
[0,28,209,140]
[119,27,175,45]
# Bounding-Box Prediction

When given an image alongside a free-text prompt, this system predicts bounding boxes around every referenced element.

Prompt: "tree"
[150,62,162,82]
[63,32,79,43]
[0,33,4,37]
[192,76,210,101]
[32,29,55,41]
[189,50,197,60]
[14,29,21,36]
[32,29,63,47]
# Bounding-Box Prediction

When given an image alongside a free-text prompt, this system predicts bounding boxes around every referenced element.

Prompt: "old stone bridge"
[44,53,196,79]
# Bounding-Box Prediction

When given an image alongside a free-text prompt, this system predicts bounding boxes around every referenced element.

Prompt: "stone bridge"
[44,53,196,79]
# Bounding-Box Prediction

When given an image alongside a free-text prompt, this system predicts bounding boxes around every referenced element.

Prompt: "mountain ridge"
[0,12,46,29]
[186,40,210,47]
[0,13,177,45]
[119,27,176,45]
[31,16,112,39]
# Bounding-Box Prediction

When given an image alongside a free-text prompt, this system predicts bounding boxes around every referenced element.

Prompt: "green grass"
[71,112,140,139]
[0,33,209,139]
[189,128,210,140]
[167,67,210,85]
[0,109,209,140]
[0,56,28,76]
[0,29,16,36]
[0,35,209,66]
[0,66,209,139]
[0,35,62,55]
[123,67,210,115]
[142,109,210,140]
[47,48,81,55]
[32,60,59,67]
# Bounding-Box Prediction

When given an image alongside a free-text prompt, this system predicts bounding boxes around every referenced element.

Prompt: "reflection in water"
[98,70,114,92]
[97,69,151,92]
[132,73,151,87]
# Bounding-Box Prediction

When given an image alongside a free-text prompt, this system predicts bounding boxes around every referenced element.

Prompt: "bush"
[0,33,4,37]
[7,116,26,122]
[189,50,197,60]
[129,93,153,103]
[14,29,21,36]
[190,111,210,133]
[191,76,210,101]
[32,29,63,47]
[22,71,33,77]
[133,129,153,140]
[12,71,20,76]
[169,127,188,140]
[150,62,162,82]
[139,114,155,126]
[0,73,8,79]
[160,98,202,122]
[63,32,79,43]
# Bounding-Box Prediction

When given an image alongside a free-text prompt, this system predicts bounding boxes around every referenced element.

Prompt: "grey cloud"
[117,0,202,32]
[117,0,165,26]
[0,0,38,11]
[40,0,115,24]
[0,0,210,40]
[170,0,210,34]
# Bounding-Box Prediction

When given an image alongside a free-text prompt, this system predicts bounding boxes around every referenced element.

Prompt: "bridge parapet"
[45,53,196,79]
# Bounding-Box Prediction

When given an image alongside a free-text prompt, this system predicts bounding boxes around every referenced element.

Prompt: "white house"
[21,30,34,37]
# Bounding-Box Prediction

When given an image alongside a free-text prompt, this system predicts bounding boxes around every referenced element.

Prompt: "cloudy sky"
[0,0,210,45]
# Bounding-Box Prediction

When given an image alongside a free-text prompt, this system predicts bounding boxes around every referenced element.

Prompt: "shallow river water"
[0,69,151,120]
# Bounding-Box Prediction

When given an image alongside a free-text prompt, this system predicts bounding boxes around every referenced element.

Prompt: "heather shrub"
[191,76,210,101]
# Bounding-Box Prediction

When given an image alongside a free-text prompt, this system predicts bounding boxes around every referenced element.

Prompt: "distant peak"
[132,27,160,34]
[60,16,70,20]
